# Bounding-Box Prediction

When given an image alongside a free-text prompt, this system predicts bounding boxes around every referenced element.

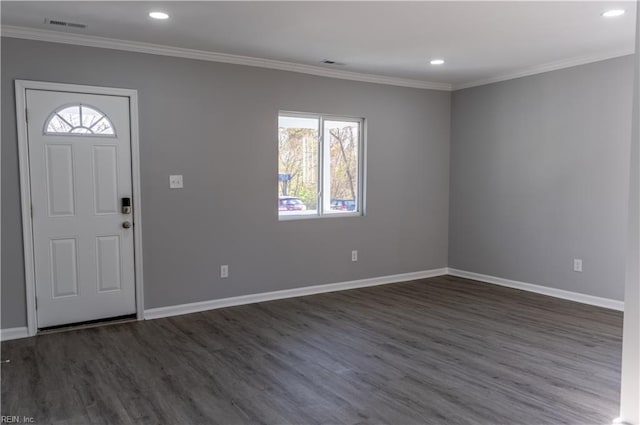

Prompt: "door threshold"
[38,314,137,335]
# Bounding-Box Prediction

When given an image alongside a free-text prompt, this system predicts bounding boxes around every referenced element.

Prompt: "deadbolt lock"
[121,197,132,214]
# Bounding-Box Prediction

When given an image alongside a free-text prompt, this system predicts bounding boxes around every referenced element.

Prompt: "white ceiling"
[1,1,636,88]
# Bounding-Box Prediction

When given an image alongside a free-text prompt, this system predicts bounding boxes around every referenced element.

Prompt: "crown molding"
[453,47,636,90]
[1,25,452,92]
[2,25,632,92]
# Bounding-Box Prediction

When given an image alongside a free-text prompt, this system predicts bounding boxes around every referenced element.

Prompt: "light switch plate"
[169,175,183,189]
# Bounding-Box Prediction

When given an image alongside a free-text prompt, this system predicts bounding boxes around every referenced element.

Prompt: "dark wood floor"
[1,276,623,425]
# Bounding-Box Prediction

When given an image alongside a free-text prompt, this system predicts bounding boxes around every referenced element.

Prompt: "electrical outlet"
[220,265,229,278]
[352,250,358,262]
[573,259,583,272]
[169,174,183,189]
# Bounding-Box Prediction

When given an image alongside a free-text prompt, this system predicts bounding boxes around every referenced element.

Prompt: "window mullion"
[317,116,324,216]
[321,116,332,215]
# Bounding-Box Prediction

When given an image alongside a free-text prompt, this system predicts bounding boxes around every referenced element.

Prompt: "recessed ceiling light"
[602,9,625,17]
[149,11,169,20]
[430,59,445,66]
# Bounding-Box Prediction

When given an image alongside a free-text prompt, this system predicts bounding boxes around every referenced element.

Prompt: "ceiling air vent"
[44,18,87,29]
[321,60,346,66]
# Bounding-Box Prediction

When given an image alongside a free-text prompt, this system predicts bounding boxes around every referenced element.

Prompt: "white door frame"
[15,80,145,336]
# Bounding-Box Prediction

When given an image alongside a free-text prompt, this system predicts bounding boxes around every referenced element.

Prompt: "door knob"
[122,221,132,229]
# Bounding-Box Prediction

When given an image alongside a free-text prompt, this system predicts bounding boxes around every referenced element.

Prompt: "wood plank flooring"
[1,275,623,425]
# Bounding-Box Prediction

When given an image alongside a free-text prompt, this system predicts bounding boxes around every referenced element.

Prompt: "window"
[278,112,364,218]
[44,104,115,136]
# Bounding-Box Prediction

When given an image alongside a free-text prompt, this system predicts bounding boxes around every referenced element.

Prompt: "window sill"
[278,212,362,221]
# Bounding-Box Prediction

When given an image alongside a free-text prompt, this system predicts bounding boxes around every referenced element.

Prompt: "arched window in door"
[44,104,115,136]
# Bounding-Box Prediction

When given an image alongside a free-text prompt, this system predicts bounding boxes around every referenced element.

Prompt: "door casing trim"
[15,80,145,336]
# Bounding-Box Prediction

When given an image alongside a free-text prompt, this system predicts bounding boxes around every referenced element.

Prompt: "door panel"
[49,238,79,298]
[96,235,122,292]
[27,89,136,328]
[92,145,119,215]
[45,144,76,217]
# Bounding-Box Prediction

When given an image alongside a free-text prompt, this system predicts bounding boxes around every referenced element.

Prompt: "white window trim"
[15,80,145,337]
[278,111,366,220]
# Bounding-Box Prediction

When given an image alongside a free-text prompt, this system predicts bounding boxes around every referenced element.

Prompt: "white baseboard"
[0,327,30,342]
[448,268,624,311]
[145,268,449,320]
[7,267,620,335]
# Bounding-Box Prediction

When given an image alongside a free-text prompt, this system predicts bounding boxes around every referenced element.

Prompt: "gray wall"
[449,56,634,301]
[3,36,632,330]
[1,38,451,328]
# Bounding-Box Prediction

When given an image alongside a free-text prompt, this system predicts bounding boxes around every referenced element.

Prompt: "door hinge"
[30,204,33,218]
[35,297,38,310]
[25,108,29,123]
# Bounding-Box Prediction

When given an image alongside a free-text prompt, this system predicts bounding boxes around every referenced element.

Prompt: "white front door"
[26,89,136,328]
